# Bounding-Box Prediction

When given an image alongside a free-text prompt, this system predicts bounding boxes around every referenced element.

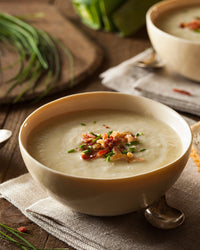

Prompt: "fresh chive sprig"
[0,12,74,103]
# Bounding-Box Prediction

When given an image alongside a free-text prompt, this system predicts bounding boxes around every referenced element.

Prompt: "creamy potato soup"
[156,5,200,42]
[28,110,182,179]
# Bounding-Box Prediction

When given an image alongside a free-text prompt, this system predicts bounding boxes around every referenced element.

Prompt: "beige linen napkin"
[100,48,200,116]
[0,158,200,250]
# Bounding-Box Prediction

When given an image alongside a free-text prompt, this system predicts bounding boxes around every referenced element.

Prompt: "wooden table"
[0,1,198,249]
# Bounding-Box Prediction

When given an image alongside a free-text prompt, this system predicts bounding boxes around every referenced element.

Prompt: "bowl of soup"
[146,0,200,82]
[19,92,192,216]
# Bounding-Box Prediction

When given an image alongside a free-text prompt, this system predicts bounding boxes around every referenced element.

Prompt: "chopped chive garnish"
[105,155,111,162]
[139,148,146,152]
[108,131,113,137]
[67,148,75,153]
[81,123,86,126]
[92,134,102,142]
[105,151,115,162]
[90,132,97,136]
[136,132,143,136]
[78,144,85,149]
[129,147,136,153]
[126,141,140,146]
[131,140,140,145]
[93,121,96,124]
[83,149,91,154]
[122,150,128,154]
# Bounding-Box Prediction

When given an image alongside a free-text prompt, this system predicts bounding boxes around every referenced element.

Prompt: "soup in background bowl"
[146,0,200,82]
[19,92,192,216]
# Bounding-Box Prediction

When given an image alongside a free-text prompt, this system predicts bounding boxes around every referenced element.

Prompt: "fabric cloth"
[0,158,200,250]
[100,48,200,116]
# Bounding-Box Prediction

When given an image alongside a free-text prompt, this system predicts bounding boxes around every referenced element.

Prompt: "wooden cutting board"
[0,1,103,104]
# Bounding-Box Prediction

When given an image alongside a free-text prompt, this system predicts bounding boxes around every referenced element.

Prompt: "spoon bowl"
[135,49,164,70]
[144,195,185,229]
[0,129,12,149]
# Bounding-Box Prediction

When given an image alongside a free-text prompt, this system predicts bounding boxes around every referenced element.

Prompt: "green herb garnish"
[129,147,135,153]
[136,132,143,136]
[90,132,97,136]
[93,121,96,124]
[125,140,140,146]
[105,151,115,162]
[67,148,75,153]
[108,131,113,137]
[131,140,140,145]
[81,123,86,126]
[82,149,91,154]
[92,134,102,142]
[139,148,146,152]
[78,144,85,149]
[122,150,128,154]
[0,222,69,249]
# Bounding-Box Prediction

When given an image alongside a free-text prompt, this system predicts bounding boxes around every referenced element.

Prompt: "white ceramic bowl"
[146,0,200,82]
[19,92,192,216]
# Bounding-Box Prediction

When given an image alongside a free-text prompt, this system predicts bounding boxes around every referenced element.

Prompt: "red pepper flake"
[172,88,192,96]
[103,124,110,129]
[97,149,108,157]
[17,226,27,233]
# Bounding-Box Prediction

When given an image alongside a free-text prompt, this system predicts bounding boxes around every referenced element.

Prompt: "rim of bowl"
[146,0,200,45]
[19,91,192,181]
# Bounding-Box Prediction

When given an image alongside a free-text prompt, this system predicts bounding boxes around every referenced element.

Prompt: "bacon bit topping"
[172,88,192,96]
[68,131,146,162]
[17,226,27,233]
[179,19,200,31]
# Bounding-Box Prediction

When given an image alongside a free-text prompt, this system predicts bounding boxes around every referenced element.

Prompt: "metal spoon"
[144,195,185,229]
[135,50,164,70]
[0,129,12,149]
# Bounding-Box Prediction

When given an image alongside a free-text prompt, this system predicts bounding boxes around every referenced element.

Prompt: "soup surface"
[156,5,200,41]
[28,110,182,178]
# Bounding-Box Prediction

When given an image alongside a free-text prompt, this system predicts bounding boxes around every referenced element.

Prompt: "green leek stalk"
[72,0,161,36]
[73,0,102,29]
[99,0,124,31]
[112,0,160,36]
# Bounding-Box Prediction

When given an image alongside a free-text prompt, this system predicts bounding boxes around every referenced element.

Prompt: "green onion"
[107,131,113,137]
[90,132,97,136]
[122,150,128,154]
[83,149,91,154]
[136,132,144,137]
[93,121,96,124]
[81,123,86,126]
[125,140,140,146]
[139,148,146,152]
[0,12,74,103]
[67,148,75,153]
[92,134,102,142]
[105,151,115,162]
[79,144,86,149]
[130,140,140,145]
[129,147,135,153]
[0,222,69,249]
